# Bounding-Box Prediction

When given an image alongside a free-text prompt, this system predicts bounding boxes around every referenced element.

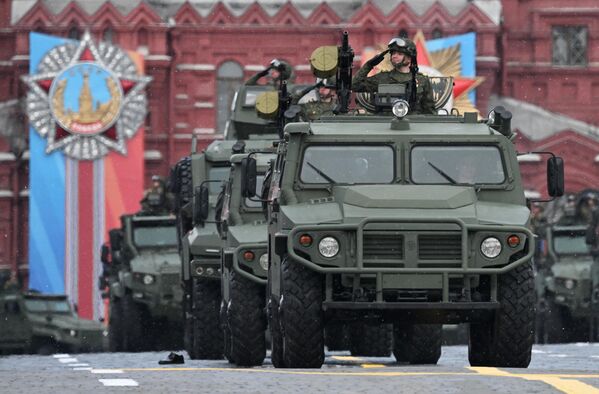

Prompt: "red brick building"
[0,0,598,284]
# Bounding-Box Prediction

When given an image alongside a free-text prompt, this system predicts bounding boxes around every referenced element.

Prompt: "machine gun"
[334,31,354,114]
[277,81,292,140]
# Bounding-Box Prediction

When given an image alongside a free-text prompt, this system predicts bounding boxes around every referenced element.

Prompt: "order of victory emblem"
[22,32,151,160]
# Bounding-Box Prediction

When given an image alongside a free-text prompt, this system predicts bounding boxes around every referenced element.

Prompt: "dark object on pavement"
[158,352,185,365]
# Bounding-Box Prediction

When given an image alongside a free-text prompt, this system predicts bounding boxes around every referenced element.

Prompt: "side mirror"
[547,156,565,197]
[193,185,210,224]
[241,157,257,198]
[100,244,110,264]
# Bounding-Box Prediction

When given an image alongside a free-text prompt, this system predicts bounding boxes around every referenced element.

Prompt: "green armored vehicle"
[249,89,564,368]
[170,84,285,359]
[214,150,274,366]
[100,213,181,351]
[536,190,599,343]
[0,290,105,354]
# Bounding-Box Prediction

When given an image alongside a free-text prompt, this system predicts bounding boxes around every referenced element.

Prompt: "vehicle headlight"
[481,237,502,258]
[392,99,410,118]
[143,274,155,285]
[318,237,339,258]
[69,329,77,337]
[564,279,576,290]
[259,253,269,271]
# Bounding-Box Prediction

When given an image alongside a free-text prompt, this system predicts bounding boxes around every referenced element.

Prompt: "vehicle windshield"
[209,167,230,194]
[24,299,71,313]
[245,174,265,208]
[300,145,395,184]
[553,230,590,255]
[411,145,505,185]
[133,225,178,248]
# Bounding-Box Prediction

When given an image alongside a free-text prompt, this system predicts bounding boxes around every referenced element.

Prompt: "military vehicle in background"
[100,213,181,352]
[535,190,599,343]
[0,290,106,354]
[212,150,274,366]
[252,38,564,369]
[170,83,295,359]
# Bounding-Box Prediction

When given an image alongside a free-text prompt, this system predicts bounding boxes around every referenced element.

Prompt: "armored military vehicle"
[0,290,105,354]
[247,40,564,368]
[535,190,599,343]
[170,83,291,359]
[100,213,181,352]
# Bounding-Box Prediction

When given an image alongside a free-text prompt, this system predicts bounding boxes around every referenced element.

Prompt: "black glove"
[257,68,270,78]
[367,50,388,67]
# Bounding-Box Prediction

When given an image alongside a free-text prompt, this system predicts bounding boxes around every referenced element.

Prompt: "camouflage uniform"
[300,100,335,121]
[352,65,435,115]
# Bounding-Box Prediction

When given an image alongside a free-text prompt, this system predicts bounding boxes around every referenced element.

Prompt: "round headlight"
[143,274,155,285]
[318,237,339,258]
[564,279,576,290]
[481,237,502,258]
[69,329,77,337]
[259,253,269,271]
[392,99,410,118]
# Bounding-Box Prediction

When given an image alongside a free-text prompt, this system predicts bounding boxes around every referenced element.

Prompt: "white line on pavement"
[591,356,599,359]
[98,379,138,387]
[74,367,93,371]
[69,363,89,367]
[52,354,71,358]
[91,369,124,374]
[548,354,568,358]
[532,350,546,354]
[58,358,78,363]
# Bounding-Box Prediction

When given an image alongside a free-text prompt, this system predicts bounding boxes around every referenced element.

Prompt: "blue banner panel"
[28,33,68,293]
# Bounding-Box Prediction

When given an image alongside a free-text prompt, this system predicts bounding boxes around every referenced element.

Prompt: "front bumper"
[224,243,268,285]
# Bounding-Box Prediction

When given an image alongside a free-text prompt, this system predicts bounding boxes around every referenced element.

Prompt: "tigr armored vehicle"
[100,213,181,351]
[0,291,105,354]
[170,83,285,359]
[249,106,563,368]
[213,151,274,366]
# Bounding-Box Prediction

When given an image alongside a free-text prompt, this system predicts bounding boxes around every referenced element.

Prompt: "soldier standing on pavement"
[245,58,293,87]
[352,37,435,114]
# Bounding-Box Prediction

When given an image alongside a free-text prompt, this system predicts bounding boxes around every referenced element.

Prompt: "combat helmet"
[270,58,294,81]
[387,37,417,57]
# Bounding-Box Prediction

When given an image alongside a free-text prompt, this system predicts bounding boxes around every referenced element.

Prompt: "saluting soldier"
[245,58,294,87]
[300,77,337,121]
[352,37,435,114]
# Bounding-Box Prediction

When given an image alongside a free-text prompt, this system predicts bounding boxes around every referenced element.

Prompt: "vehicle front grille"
[363,231,403,263]
[418,234,462,261]
[161,273,179,293]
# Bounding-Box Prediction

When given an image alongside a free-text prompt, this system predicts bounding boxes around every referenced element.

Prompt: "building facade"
[0,0,597,286]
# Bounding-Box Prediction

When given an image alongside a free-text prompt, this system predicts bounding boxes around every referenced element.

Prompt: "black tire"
[227,271,266,366]
[221,299,234,363]
[189,278,223,359]
[280,257,324,368]
[325,322,349,351]
[171,157,193,252]
[183,287,195,358]
[122,293,146,352]
[469,261,535,368]
[349,322,392,357]
[108,297,124,352]
[393,324,442,364]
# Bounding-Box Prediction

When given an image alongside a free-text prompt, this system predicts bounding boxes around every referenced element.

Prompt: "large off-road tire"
[469,261,535,368]
[220,299,234,363]
[122,293,146,352]
[170,156,193,251]
[267,277,285,368]
[280,257,324,368]
[227,271,266,366]
[349,322,392,357]
[108,297,124,352]
[325,322,349,351]
[393,324,442,364]
[189,278,223,359]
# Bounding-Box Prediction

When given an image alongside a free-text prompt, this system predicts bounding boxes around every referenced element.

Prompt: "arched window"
[138,28,148,47]
[432,28,443,39]
[102,27,114,43]
[68,26,80,40]
[216,61,244,133]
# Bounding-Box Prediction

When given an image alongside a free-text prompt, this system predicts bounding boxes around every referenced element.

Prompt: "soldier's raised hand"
[367,49,389,67]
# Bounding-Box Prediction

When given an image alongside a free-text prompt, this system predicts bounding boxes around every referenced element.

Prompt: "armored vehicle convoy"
[535,190,599,343]
[0,290,105,354]
[251,95,563,368]
[100,213,181,352]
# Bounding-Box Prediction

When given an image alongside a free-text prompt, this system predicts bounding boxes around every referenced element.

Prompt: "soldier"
[140,175,174,215]
[245,58,294,87]
[352,37,435,114]
[299,77,337,121]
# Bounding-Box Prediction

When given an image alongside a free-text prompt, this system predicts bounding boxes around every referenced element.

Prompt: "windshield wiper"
[306,161,336,184]
[427,161,457,184]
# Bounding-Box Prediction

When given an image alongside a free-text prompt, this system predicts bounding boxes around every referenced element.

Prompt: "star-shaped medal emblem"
[22,31,151,160]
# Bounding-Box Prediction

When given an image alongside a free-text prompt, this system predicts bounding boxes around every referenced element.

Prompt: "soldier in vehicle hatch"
[299,77,338,121]
[140,175,174,215]
[352,37,435,114]
[245,58,294,87]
